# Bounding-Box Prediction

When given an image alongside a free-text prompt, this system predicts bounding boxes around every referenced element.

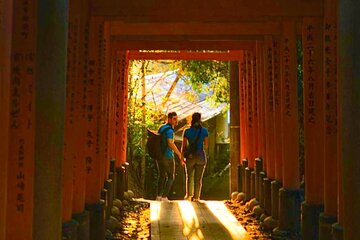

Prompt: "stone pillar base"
[276,188,301,234]
[301,201,324,240]
[237,165,243,193]
[251,171,256,199]
[86,201,105,240]
[263,178,272,215]
[271,180,282,220]
[319,213,337,240]
[259,172,266,208]
[331,222,343,240]
[245,167,252,201]
[73,211,90,240]
[62,219,79,240]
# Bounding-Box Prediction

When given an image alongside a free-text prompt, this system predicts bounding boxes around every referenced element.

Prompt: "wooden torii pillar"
[3,1,37,239]
[338,1,360,239]
[320,1,341,239]
[263,36,276,217]
[0,0,70,239]
[274,20,301,235]
[301,17,325,240]
[0,0,12,239]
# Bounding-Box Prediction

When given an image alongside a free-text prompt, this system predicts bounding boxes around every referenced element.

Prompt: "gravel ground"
[112,199,301,239]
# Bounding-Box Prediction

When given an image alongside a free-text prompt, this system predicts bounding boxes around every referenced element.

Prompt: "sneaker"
[156,196,162,201]
[161,197,170,202]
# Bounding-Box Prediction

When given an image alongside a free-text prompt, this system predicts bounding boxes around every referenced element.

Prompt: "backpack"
[146,127,171,159]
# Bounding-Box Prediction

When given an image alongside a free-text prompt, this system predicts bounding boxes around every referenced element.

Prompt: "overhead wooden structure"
[2,0,360,240]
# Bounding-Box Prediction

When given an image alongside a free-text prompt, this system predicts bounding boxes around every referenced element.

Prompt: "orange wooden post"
[81,16,106,240]
[254,40,264,201]
[111,50,130,167]
[0,1,12,239]
[5,0,36,239]
[257,41,266,166]
[229,60,240,194]
[101,22,111,185]
[272,37,282,183]
[71,4,90,238]
[252,48,259,160]
[263,36,276,181]
[62,0,82,225]
[319,1,339,238]
[275,21,301,234]
[246,51,255,169]
[118,51,130,166]
[239,52,247,161]
[261,36,276,218]
[301,17,325,240]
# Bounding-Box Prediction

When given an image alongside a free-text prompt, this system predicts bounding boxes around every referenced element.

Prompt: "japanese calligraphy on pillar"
[324,18,338,135]
[266,38,274,113]
[240,53,246,114]
[7,0,36,238]
[304,23,316,124]
[239,51,247,160]
[246,51,253,129]
[282,37,292,117]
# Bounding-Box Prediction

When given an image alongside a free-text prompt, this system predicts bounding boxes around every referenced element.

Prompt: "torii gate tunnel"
[1,0,360,239]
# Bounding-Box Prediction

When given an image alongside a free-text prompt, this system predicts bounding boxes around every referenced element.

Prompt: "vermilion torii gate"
[1,0,360,240]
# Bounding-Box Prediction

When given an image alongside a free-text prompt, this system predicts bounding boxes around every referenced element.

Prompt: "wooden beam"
[109,22,281,37]
[91,0,323,19]
[111,40,255,51]
[128,50,244,60]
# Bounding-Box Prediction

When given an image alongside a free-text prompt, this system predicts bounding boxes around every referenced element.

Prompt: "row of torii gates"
[1,0,360,240]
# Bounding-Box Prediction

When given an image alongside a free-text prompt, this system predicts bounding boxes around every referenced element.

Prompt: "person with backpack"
[181,112,209,202]
[156,112,185,201]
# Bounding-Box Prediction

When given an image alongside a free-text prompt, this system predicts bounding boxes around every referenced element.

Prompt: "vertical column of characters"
[280,21,300,189]
[62,0,81,222]
[246,51,255,168]
[6,0,37,239]
[272,36,283,183]
[252,48,259,159]
[100,21,110,183]
[256,41,266,161]
[119,51,130,165]
[72,1,88,214]
[0,0,12,239]
[95,17,106,190]
[108,45,117,163]
[323,0,340,221]
[303,18,325,204]
[101,22,111,178]
[114,50,123,167]
[85,16,103,204]
[239,51,247,161]
[264,36,275,180]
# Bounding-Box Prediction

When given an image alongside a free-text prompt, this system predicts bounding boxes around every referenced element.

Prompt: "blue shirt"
[158,123,174,159]
[184,126,209,152]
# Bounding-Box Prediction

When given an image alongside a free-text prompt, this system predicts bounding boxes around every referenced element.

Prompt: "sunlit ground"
[150,200,251,240]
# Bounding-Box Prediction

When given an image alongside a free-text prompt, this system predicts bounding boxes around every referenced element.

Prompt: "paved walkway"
[150,200,251,240]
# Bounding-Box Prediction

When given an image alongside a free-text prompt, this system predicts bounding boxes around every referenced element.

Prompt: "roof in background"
[143,71,227,122]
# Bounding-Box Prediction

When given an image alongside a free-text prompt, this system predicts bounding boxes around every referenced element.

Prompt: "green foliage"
[181,60,230,105]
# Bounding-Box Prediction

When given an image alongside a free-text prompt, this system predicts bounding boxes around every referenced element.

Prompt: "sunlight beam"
[150,201,161,222]
[205,201,250,239]
[178,201,204,240]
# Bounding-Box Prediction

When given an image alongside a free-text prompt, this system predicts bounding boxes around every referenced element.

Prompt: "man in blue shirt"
[181,112,209,202]
[157,112,185,201]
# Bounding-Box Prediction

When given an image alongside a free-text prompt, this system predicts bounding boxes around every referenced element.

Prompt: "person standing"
[181,112,209,201]
[157,112,185,201]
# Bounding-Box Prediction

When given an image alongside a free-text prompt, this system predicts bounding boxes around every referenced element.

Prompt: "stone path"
[150,200,251,240]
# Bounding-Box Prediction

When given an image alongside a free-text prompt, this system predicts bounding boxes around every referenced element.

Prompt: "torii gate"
[1,0,359,240]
